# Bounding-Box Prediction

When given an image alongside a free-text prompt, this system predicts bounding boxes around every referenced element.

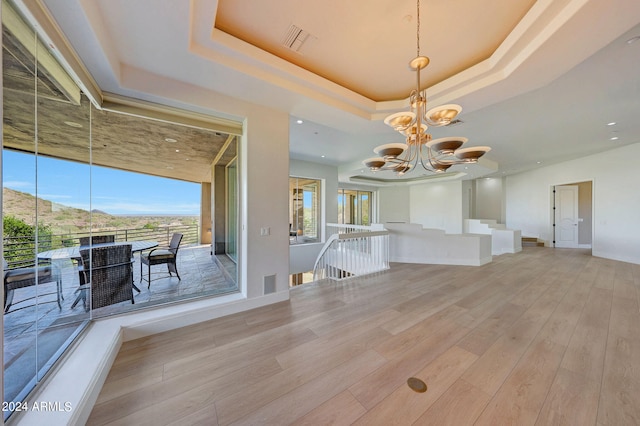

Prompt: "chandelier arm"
[420,162,437,173]
[384,158,404,165]
[423,146,461,166]
[404,141,419,163]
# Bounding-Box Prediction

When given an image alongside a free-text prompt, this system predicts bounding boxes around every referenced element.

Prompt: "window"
[338,189,372,225]
[290,177,321,243]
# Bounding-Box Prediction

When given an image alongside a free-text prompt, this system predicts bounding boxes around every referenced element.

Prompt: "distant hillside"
[3,187,198,235]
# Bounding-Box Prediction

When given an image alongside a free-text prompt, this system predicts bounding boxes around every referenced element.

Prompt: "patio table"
[38,241,159,261]
[38,241,159,308]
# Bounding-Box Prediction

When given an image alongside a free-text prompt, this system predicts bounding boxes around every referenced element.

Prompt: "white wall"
[410,180,463,234]
[475,177,504,222]
[462,180,473,220]
[242,112,290,298]
[289,159,338,273]
[506,142,640,264]
[378,185,410,223]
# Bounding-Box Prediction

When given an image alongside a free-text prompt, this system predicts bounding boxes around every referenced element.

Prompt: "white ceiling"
[36,0,640,185]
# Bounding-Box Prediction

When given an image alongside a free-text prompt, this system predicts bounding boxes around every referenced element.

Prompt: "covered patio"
[3,243,237,406]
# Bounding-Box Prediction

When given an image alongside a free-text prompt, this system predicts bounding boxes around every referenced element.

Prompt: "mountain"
[3,187,112,232]
[2,187,197,235]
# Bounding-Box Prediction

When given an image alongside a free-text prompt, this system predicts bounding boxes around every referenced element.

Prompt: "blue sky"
[3,150,200,215]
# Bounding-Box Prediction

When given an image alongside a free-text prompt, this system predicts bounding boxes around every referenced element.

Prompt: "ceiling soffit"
[214,0,537,102]
[194,0,636,121]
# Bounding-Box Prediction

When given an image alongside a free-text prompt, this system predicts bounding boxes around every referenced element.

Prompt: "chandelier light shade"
[374,143,408,159]
[454,146,492,162]
[364,0,491,175]
[425,104,462,126]
[426,137,467,155]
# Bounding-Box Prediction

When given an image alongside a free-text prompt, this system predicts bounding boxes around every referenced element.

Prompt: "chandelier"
[363,0,491,176]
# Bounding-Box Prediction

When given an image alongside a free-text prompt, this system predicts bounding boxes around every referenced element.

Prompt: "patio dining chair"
[79,234,115,246]
[3,258,62,313]
[73,244,134,311]
[140,233,183,287]
[75,235,117,267]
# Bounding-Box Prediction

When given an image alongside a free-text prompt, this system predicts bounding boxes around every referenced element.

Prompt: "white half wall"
[506,142,640,264]
[290,242,324,274]
[386,222,492,266]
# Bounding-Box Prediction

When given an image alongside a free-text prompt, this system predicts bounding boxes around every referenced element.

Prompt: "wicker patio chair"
[74,244,134,311]
[79,234,115,246]
[140,233,183,287]
[3,258,62,313]
[75,235,117,268]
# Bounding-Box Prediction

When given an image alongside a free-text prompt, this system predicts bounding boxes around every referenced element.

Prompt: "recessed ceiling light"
[607,122,616,126]
[626,36,640,44]
[296,120,303,124]
[176,149,180,152]
[321,155,325,158]
[537,161,542,164]
[610,136,619,140]
[64,121,83,128]
[165,138,177,143]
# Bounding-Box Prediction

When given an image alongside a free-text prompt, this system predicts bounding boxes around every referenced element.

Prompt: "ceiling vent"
[282,24,312,53]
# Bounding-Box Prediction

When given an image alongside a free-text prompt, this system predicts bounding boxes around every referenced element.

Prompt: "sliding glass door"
[2,0,91,414]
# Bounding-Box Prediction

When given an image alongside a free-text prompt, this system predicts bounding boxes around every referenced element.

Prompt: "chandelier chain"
[416,0,420,57]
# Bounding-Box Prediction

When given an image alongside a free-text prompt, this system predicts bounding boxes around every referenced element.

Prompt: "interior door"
[555,185,579,248]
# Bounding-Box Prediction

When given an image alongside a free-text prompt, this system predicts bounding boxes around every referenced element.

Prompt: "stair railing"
[313,228,389,281]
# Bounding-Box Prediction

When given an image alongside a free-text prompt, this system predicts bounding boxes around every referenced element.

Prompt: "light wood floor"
[87,247,640,425]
